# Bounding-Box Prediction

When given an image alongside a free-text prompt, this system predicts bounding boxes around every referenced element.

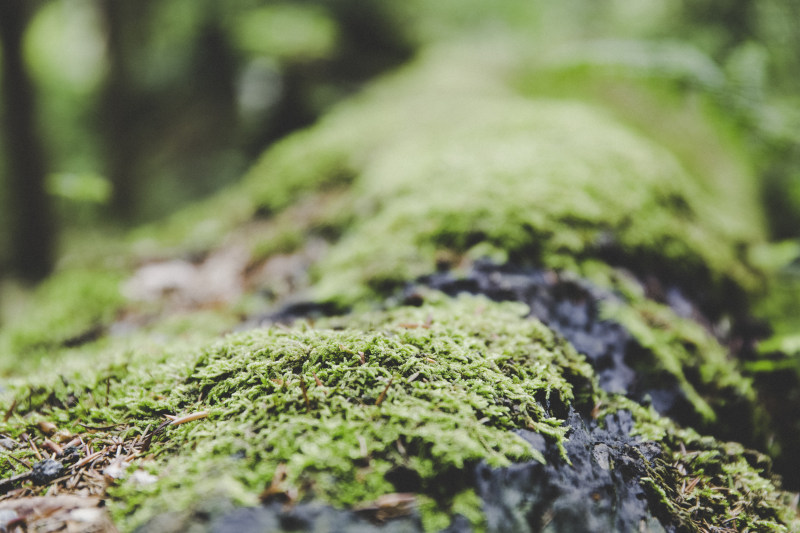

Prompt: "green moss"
[0,296,594,531]
[0,268,126,370]
[1,41,766,373]
[621,399,799,532]
[226,45,765,308]
[418,489,486,532]
[108,296,594,530]
[515,40,765,234]
[603,297,756,425]
[1,295,796,532]
[126,188,256,258]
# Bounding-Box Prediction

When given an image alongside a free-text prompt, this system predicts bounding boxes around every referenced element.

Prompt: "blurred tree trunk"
[0,0,54,281]
[97,0,153,222]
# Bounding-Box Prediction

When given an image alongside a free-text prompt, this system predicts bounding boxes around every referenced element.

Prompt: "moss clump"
[0,296,596,530]
[603,295,757,427]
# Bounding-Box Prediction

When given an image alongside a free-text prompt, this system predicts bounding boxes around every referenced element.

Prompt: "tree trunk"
[97,0,153,222]
[0,0,53,281]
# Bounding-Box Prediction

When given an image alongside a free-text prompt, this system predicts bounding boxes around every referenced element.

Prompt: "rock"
[31,459,65,486]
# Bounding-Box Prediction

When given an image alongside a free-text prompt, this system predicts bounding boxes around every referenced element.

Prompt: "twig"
[28,437,42,461]
[375,377,394,407]
[168,411,209,427]
[0,471,32,494]
[42,439,63,456]
[72,451,103,469]
[358,435,368,460]
[5,453,31,470]
[63,437,82,449]
[3,399,17,422]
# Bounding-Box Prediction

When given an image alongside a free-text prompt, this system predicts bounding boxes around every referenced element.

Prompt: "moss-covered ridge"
[0,296,796,531]
[239,43,765,307]
[0,42,766,364]
[1,297,591,529]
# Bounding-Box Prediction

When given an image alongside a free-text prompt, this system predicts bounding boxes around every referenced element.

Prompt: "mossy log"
[0,41,798,532]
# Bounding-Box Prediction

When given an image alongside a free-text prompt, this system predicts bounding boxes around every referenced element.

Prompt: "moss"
[0,268,126,370]
[225,44,765,309]
[603,296,756,426]
[1,295,796,532]
[1,41,766,371]
[514,40,765,234]
[620,399,799,532]
[0,296,593,530]
[0,37,794,533]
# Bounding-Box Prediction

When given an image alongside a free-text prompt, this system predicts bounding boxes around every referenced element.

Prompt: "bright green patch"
[515,40,765,244]
[233,3,339,62]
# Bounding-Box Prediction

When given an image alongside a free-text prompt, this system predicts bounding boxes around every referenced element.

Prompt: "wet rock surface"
[31,459,65,486]
[478,410,666,533]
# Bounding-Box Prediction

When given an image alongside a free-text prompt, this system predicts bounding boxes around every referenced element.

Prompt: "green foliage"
[23,0,106,95]
[46,172,111,204]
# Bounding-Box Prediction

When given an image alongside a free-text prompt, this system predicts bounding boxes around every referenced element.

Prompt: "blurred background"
[1,0,799,284]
